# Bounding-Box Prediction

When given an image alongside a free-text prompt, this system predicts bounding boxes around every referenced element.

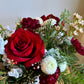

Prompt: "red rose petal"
[5,28,45,68]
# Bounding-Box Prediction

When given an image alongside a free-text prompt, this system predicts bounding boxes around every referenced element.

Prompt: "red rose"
[41,14,60,26]
[5,28,45,68]
[71,37,84,55]
[21,17,41,29]
[39,67,60,84]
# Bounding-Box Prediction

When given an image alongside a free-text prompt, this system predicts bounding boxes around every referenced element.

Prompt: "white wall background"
[0,0,82,27]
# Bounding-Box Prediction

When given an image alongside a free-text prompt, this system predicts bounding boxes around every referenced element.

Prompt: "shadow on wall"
[77,0,84,16]
[75,0,84,64]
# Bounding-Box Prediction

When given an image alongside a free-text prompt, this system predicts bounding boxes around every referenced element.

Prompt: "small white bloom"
[74,26,79,30]
[78,28,83,33]
[48,48,55,54]
[59,61,67,72]
[73,13,82,20]
[49,19,56,25]
[41,56,57,75]
[8,68,23,78]
[63,27,67,31]
[78,20,84,26]
[0,35,8,54]
[34,76,39,84]
[35,17,43,25]
[70,23,75,27]
[73,30,78,35]
[6,25,11,31]
[64,37,72,45]
[43,19,56,26]
[45,49,47,53]
[58,32,64,37]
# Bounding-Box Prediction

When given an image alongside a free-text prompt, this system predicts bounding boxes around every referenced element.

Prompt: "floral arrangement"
[0,10,84,84]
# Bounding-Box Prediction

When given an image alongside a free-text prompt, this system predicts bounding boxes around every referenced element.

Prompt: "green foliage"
[59,9,70,24]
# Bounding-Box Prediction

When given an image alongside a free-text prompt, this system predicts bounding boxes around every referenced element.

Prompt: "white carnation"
[59,61,67,72]
[41,56,57,75]
[35,17,43,25]
[8,68,23,78]
[0,35,8,54]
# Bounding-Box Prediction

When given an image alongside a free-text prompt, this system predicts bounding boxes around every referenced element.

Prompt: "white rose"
[41,56,57,75]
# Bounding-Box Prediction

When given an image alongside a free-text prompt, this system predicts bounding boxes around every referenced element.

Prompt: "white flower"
[43,19,56,26]
[78,20,84,26]
[48,48,55,54]
[41,56,57,75]
[54,48,60,56]
[73,30,78,35]
[0,35,8,54]
[73,13,82,20]
[64,37,72,45]
[58,32,64,37]
[70,23,75,27]
[45,49,47,53]
[63,27,67,31]
[34,76,39,84]
[35,17,43,25]
[78,28,83,33]
[59,61,67,72]
[74,26,79,30]
[6,25,11,31]
[8,68,23,78]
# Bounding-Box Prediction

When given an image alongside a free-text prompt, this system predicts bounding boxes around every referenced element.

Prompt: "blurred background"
[0,0,84,63]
